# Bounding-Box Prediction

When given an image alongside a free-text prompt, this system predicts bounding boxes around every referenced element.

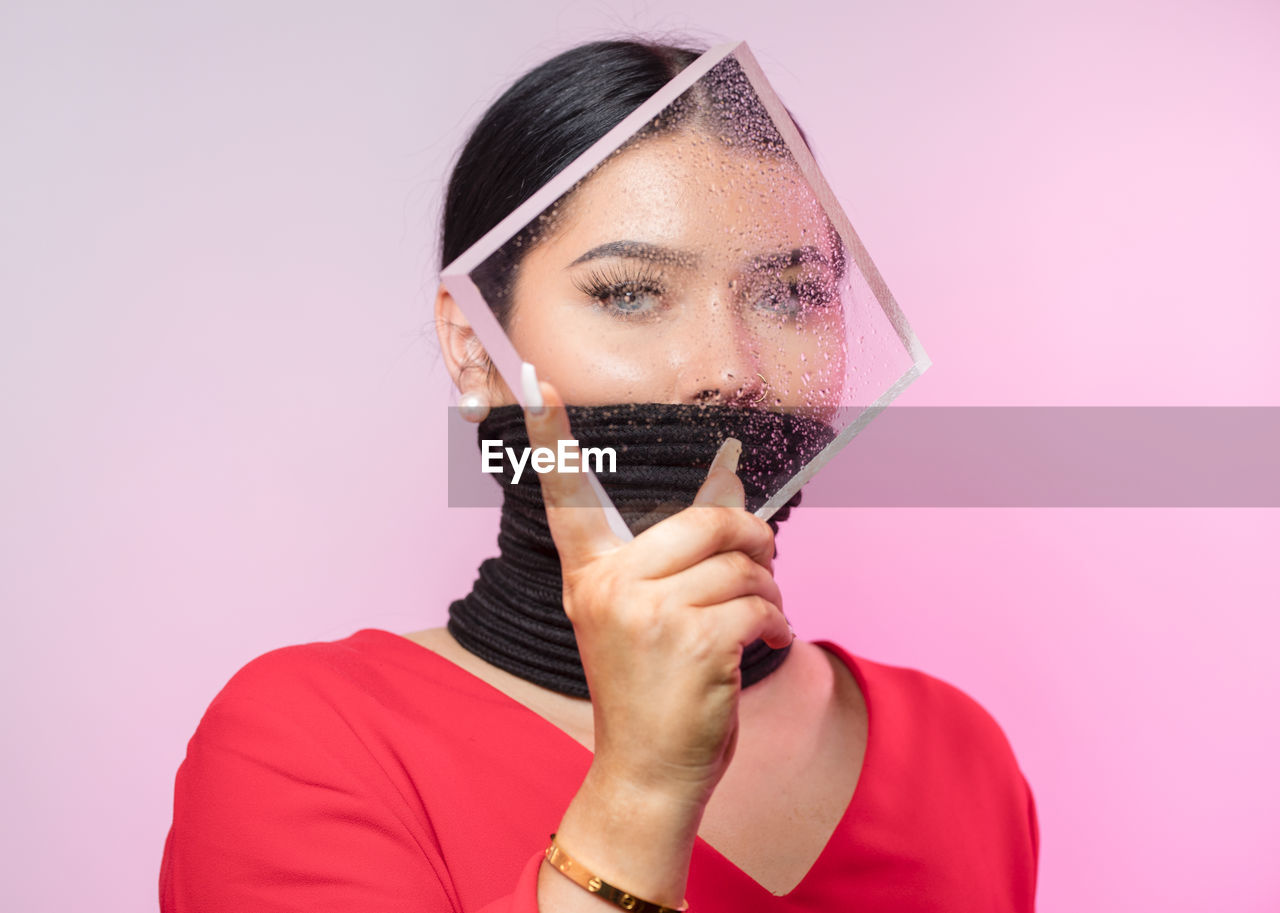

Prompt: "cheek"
[756,334,844,405]
[801,338,847,407]
[508,305,672,404]
[567,349,663,404]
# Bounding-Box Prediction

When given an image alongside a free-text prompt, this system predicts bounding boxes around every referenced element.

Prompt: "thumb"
[692,437,745,509]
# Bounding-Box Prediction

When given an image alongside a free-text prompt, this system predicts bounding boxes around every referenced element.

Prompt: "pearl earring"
[458,389,490,423]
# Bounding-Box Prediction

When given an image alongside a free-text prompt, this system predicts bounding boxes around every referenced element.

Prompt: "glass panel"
[442,41,930,538]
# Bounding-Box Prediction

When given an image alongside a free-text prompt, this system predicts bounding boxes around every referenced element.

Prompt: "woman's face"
[499,128,848,412]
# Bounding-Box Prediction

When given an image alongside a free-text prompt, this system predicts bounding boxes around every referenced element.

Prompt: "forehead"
[542,130,830,264]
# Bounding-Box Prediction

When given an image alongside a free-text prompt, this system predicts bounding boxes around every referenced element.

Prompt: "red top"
[161,629,1039,912]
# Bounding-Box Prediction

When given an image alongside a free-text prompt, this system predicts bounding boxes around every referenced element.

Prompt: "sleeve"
[160,689,546,913]
[1023,773,1040,900]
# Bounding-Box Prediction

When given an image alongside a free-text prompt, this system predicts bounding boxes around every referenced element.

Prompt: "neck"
[447,403,830,698]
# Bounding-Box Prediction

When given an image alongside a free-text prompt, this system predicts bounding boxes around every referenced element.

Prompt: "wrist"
[545,834,689,913]
[552,763,706,907]
[588,751,720,813]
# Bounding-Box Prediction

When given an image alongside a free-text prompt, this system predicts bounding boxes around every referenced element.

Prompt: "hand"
[522,369,794,809]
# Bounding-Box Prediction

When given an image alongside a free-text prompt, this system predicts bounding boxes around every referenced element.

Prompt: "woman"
[161,38,1038,912]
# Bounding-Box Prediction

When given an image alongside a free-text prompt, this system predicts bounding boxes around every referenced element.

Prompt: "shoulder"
[184,629,453,771]
[829,644,1040,877]
[204,628,429,718]
[846,647,1021,754]
[164,631,460,906]
[171,629,452,844]
[823,642,1034,798]
[216,628,399,689]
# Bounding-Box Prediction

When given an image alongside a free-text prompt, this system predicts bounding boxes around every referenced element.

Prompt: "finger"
[520,363,621,569]
[691,438,745,509]
[629,502,776,579]
[665,550,783,614]
[705,595,794,651]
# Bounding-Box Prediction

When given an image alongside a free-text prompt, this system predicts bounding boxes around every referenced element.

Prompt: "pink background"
[3,1,1277,910]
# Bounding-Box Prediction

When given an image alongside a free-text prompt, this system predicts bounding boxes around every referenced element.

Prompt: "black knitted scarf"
[447,403,837,698]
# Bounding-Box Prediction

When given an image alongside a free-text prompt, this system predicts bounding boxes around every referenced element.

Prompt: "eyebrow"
[746,245,830,273]
[566,240,843,276]
[567,240,699,269]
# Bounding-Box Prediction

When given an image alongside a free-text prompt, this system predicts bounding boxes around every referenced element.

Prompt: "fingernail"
[521,362,545,416]
[714,437,742,475]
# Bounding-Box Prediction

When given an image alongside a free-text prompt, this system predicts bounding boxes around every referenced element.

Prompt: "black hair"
[438,38,828,348]
[440,40,703,276]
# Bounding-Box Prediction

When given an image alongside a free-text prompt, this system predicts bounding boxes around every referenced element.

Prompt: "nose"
[676,299,766,407]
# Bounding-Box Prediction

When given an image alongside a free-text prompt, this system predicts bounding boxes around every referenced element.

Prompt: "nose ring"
[748,373,768,406]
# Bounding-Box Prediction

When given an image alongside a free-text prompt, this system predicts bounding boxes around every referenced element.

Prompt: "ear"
[433,284,512,403]
[434,283,475,389]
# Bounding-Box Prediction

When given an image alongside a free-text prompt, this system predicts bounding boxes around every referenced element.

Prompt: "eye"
[753,276,837,316]
[754,282,799,315]
[571,263,668,322]
[600,283,662,316]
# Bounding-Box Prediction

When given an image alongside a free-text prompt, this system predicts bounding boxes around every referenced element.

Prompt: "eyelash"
[570,262,839,322]
[571,263,667,321]
[758,276,838,313]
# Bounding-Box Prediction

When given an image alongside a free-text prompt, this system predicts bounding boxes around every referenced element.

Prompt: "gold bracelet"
[544,834,689,913]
